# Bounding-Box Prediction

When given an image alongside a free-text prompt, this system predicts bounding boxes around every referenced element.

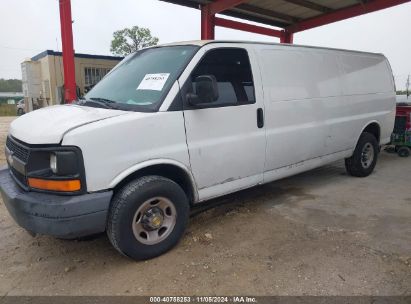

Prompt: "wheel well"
[113,164,196,204]
[363,122,380,143]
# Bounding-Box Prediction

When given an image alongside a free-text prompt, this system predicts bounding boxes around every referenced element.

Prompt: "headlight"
[47,151,78,176]
[25,147,85,194]
[50,153,58,174]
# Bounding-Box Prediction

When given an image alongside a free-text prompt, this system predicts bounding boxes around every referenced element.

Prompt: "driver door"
[180,46,266,201]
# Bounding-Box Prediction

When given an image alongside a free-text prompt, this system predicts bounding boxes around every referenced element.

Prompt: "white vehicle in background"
[0,41,396,260]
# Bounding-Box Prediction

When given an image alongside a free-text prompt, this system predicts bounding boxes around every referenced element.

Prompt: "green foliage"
[0,79,22,92]
[110,26,159,56]
[397,90,410,96]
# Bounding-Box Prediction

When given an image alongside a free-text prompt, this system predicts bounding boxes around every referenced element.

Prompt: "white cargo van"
[0,41,395,260]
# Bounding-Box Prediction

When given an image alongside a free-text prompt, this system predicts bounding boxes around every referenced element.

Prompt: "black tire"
[107,175,189,260]
[345,132,379,177]
[398,146,410,157]
[17,108,24,116]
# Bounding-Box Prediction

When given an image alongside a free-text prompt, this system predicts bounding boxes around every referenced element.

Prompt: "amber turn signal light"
[28,178,81,192]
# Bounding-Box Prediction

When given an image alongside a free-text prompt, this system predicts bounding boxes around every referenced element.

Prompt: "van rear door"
[180,46,266,201]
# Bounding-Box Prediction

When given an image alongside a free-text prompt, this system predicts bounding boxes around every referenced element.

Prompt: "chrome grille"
[6,136,30,163]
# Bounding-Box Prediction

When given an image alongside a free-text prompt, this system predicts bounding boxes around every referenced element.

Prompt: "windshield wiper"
[77,98,119,109]
[89,97,117,104]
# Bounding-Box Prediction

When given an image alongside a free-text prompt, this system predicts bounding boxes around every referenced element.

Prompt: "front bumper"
[0,168,113,238]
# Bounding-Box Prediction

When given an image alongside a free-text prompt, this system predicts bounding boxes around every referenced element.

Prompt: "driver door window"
[188,48,255,107]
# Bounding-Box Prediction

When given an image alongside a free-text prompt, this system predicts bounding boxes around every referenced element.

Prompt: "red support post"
[280,30,294,43]
[201,4,215,40]
[201,0,249,40]
[59,0,76,103]
[215,17,283,38]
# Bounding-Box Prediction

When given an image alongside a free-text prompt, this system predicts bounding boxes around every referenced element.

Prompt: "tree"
[110,26,159,56]
[0,79,22,92]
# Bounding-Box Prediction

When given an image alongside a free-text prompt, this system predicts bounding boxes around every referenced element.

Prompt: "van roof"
[160,40,384,57]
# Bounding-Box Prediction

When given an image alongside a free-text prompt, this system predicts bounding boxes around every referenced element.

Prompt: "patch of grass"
[0,104,17,116]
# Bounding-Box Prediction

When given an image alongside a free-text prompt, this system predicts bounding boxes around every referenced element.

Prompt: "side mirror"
[187,75,219,106]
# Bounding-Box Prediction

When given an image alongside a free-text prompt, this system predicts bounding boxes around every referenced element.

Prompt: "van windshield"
[84,45,199,112]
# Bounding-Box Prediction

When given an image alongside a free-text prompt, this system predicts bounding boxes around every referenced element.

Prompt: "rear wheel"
[345,132,379,177]
[107,175,189,260]
[397,146,410,157]
[17,108,24,116]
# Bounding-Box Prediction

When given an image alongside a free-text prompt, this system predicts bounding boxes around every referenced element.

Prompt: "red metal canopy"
[59,0,410,102]
[161,0,410,42]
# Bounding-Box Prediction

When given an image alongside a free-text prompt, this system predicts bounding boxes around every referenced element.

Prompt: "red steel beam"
[59,0,76,103]
[287,0,411,33]
[201,4,215,39]
[215,17,283,38]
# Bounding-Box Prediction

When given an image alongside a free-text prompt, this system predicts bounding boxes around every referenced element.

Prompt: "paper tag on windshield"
[137,73,170,91]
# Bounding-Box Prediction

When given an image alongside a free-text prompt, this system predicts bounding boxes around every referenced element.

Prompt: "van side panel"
[256,44,395,180]
[336,54,395,147]
[339,54,394,95]
[257,46,344,173]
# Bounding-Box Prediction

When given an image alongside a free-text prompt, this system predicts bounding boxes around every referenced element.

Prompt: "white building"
[21,50,123,110]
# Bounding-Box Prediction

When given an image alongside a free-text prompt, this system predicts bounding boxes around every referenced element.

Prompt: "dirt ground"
[0,116,409,296]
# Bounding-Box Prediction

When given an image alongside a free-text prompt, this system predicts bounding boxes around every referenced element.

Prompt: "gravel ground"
[0,116,410,296]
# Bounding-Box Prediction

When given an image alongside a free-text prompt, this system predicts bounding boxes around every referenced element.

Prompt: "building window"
[84,67,111,87]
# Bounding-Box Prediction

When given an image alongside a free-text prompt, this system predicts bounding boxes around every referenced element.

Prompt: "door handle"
[257,108,264,128]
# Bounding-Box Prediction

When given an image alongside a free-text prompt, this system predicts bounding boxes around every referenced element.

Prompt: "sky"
[0,0,410,89]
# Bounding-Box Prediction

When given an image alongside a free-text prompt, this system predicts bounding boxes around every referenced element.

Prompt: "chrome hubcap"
[132,197,176,245]
[361,143,374,169]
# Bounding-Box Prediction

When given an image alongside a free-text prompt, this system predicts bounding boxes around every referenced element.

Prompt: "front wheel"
[345,132,379,177]
[107,176,189,260]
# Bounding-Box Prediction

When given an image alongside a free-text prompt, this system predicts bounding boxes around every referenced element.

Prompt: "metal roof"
[160,0,407,30]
